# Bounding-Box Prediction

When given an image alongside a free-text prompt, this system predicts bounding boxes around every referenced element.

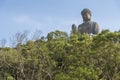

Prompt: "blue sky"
[0,0,120,46]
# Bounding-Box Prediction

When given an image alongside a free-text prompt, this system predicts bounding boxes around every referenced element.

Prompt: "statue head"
[81,8,92,22]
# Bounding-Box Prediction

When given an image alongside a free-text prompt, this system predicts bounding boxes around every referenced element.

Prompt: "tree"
[32,30,42,41]
[1,29,120,80]
[10,30,29,47]
[0,38,7,47]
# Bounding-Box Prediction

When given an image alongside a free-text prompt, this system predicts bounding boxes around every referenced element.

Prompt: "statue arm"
[93,22,99,34]
[72,24,77,34]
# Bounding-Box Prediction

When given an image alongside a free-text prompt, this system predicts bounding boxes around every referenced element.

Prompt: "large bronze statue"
[78,8,99,34]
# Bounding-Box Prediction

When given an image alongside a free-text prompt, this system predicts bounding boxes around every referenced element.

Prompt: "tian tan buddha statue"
[72,8,99,35]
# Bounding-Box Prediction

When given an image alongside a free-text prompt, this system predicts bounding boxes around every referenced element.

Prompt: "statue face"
[82,12,91,21]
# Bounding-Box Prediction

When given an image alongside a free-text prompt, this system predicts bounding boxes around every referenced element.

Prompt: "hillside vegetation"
[0,30,120,80]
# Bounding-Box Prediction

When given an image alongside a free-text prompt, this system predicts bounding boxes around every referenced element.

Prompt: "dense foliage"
[0,30,120,80]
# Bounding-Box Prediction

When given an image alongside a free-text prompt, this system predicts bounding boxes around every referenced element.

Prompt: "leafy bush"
[0,30,120,80]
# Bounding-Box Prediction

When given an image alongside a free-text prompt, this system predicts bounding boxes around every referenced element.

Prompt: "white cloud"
[13,15,42,26]
[12,15,80,36]
[13,16,29,23]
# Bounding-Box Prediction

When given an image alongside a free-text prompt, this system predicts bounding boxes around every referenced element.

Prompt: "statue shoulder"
[78,23,84,34]
[78,23,84,28]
